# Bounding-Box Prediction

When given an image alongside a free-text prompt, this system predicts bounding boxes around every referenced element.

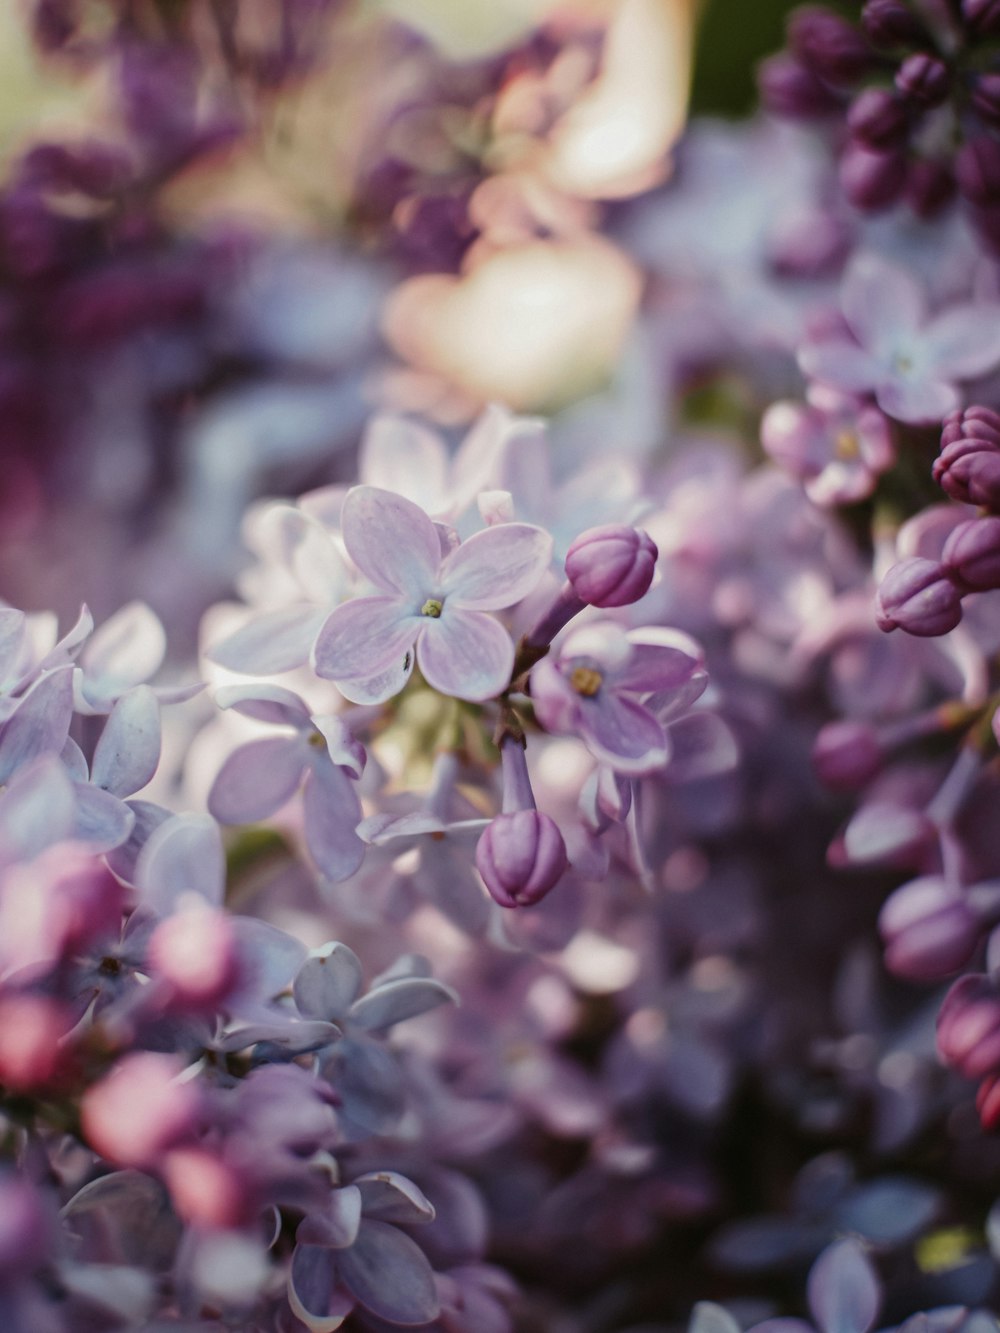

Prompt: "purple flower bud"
[879,876,981,980]
[475,810,568,908]
[956,136,1000,204]
[789,7,874,87]
[875,556,964,636]
[862,0,931,47]
[904,156,955,217]
[847,88,911,147]
[942,516,1000,591]
[971,72,1000,127]
[565,525,658,609]
[839,140,908,210]
[934,406,1000,509]
[937,974,1000,1078]
[812,720,883,790]
[757,54,843,119]
[895,53,950,106]
[964,0,1000,36]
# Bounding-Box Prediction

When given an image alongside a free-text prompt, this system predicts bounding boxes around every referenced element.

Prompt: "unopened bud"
[476,810,568,908]
[148,906,241,1011]
[942,516,1000,592]
[565,525,657,608]
[879,876,981,980]
[938,974,1000,1079]
[934,406,1000,509]
[875,557,963,636]
[812,720,883,790]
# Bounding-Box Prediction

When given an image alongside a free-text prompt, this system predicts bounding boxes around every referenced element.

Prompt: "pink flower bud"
[565,525,657,609]
[0,994,74,1091]
[875,557,963,636]
[163,1147,252,1229]
[475,811,568,908]
[148,906,241,1012]
[942,516,1000,592]
[937,974,1000,1079]
[81,1052,201,1170]
[811,720,883,790]
[879,876,981,980]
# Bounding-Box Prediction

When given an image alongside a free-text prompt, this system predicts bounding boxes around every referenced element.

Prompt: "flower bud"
[565,525,657,609]
[789,8,874,86]
[942,516,1000,592]
[476,811,568,908]
[976,1071,1000,1129]
[895,53,950,106]
[81,1052,201,1170]
[879,876,981,980]
[971,72,1000,127]
[937,974,1000,1078]
[0,994,74,1091]
[847,88,910,147]
[757,54,842,119]
[956,136,1000,204]
[934,406,1000,509]
[839,140,908,210]
[811,720,883,790]
[164,1147,253,1229]
[904,157,955,217]
[148,906,241,1012]
[965,0,1000,36]
[862,0,931,48]
[875,557,963,636]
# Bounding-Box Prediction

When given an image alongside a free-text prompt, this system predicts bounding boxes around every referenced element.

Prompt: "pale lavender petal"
[208,606,328,676]
[798,341,883,393]
[359,415,448,515]
[40,604,94,671]
[580,694,669,773]
[79,602,165,702]
[662,712,739,782]
[0,608,26,688]
[91,686,161,798]
[875,376,958,425]
[417,611,513,702]
[807,1239,880,1333]
[335,1220,439,1324]
[312,716,365,778]
[312,598,419,687]
[613,629,704,694]
[358,811,445,845]
[208,737,306,824]
[353,1173,435,1225]
[438,523,553,609]
[215,682,311,728]
[298,1186,363,1249]
[73,785,136,851]
[0,756,76,864]
[136,813,226,914]
[105,800,172,884]
[302,763,365,883]
[690,1303,742,1333]
[334,652,415,706]
[341,485,439,596]
[289,1243,356,1329]
[841,253,925,358]
[920,304,1000,380]
[294,942,364,1019]
[230,918,308,1001]
[0,666,75,783]
[60,737,89,782]
[349,976,458,1032]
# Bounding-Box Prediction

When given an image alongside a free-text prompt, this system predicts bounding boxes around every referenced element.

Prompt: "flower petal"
[302,763,366,883]
[208,736,306,824]
[73,785,136,851]
[350,976,458,1033]
[341,486,439,597]
[614,628,704,694]
[875,376,958,425]
[91,686,161,798]
[417,610,514,702]
[840,253,925,360]
[135,813,225,914]
[920,304,1000,381]
[208,606,328,676]
[289,1244,354,1331]
[580,693,669,774]
[312,598,419,690]
[807,1239,880,1333]
[359,415,449,516]
[294,942,364,1020]
[335,1220,439,1325]
[438,523,553,609]
[215,682,312,728]
[798,341,882,394]
[79,602,166,704]
[0,666,75,784]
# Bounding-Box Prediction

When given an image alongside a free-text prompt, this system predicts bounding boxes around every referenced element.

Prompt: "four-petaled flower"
[312,486,552,704]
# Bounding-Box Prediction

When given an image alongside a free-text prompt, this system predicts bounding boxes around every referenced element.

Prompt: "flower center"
[569,665,603,696]
[421,598,443,618]
[834,428,860,460]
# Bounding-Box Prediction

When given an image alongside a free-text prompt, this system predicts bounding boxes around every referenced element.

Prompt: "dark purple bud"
[879,876,981,980]
[789,7,875,87]
[935,406,1000,508]
[976,1072,1000,1129]
[875,556,964,635]
[847,87,911,147]
[895,53,951,105]
[904,156,956,216]
[757,54,843,119]
[475,810,568,908]
[839,140,908,209]
[956,136,1000,204]
[964,0,1000,36]
[942,516,1000,591]
[862,0,932,47]
[971,72,1000,128]
[812,720,883,790]
[938,973,1000,1078]
[565,525,657,609]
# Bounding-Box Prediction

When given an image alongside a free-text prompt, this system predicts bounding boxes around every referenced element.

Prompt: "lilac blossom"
[312,485,552,704]
[798,254,1000,424]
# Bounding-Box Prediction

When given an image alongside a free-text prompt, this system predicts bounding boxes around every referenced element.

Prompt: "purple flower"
[530,623,706,774]
[760,398,895,506]
[799,254,1000,423]
[312,486,552,704]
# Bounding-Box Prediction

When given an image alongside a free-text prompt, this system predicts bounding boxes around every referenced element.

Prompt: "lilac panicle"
[312,485,552,704]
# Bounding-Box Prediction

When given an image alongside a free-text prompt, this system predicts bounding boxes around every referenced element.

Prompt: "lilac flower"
[207,683,366,883]
[799,254,1000,423]
[760,398,896,506]
[530,623,706,774]
[312,486,552,704]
